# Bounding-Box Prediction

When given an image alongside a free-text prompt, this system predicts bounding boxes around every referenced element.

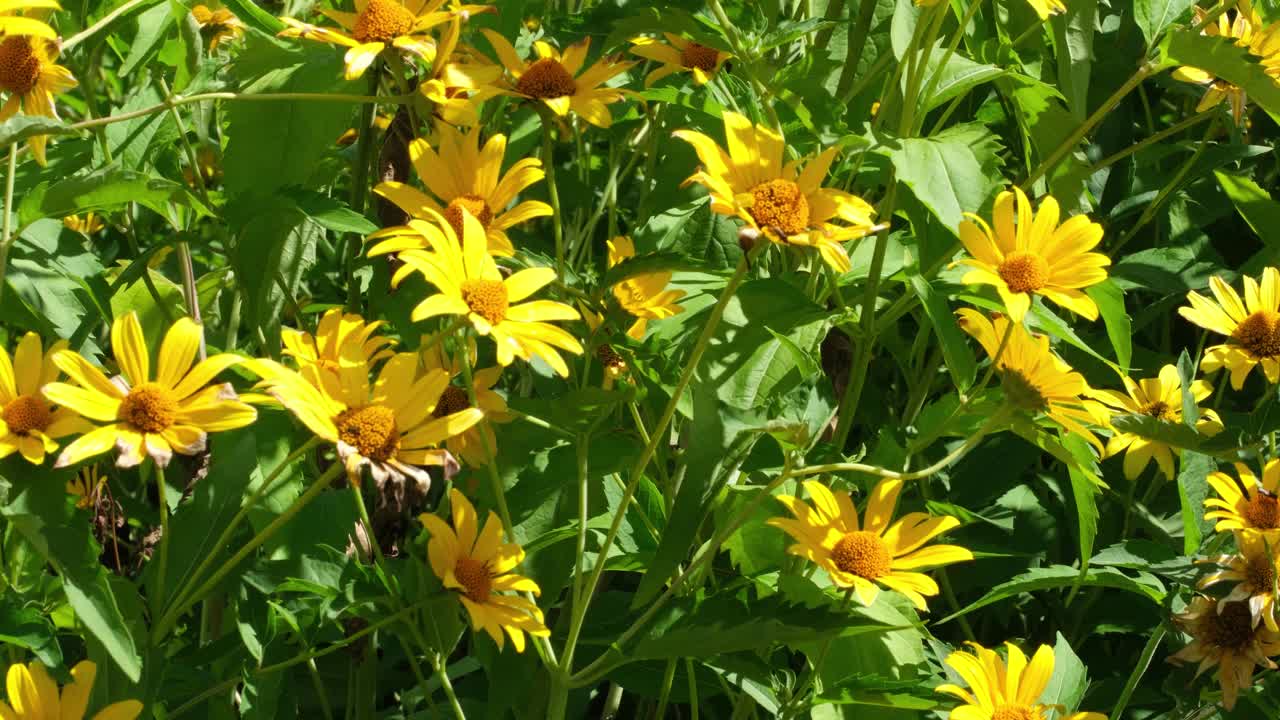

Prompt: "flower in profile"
[1,659,142,719]
[1170,596,1280,710]
[956,187,1109,323]
[767,477,972,609]
[1179,267,1280,389]
[43,313,257,468]
[63,213,104,235]
[1200,530,1280,631]
[481,30,636,127]
[0,0,59,40]
[370,123,549,258]
[396,212,584,377]
[607,236,685,340]
[281,307,395,378]
[1091,364,1223,479]
[420,488,549,652]
[1173,2,1264,124]
[420,342,510,467]
[251,348,482,485]
[0,33,78,166]
[191,3,244,51]
[957,309,1110,450]
[1205,460,1280,534]
[67,463,105,509]
[418,17,505,126]
[595,344,628,389]
[629,34,730,86]
[937,642,1106,720]
[0,332,91,464]
[279,0,483,80]
[675,111,879,272]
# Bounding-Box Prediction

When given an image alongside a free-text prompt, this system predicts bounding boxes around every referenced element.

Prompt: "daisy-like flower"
[0,33,78,166]
[1205,460,1280,534]
[937,642,1107,720]
[370,123,550,258]
[420,343,510,467]
[191,3,244,51]
[957,309,1110,450]
[1091,364,1223,480]
[1179,267,1280,389]
[607,236,686,340]
[250,349,483,485]
[281,307,395,378]
[396,212,584,377]
[1173,2,1264,124]
[1170,596,1280,710]
[0,332,90,464]
[279,0,485,80]
[418,16,504,126]
[66,463,104,509]
[480,29,636,128]
[1,660,141,720]
[674,111,879,273]
[63,213,104,235]
[1200,530,1280,631]
[0,0,59,39]
[956,187,1109,323]
[420,488,549,652]
[766,477,973,609]
[42,313,258,468]
[629,34,730,86]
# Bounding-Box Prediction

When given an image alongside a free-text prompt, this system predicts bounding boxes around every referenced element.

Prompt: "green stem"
[345,70,381,311]
[707,0,782,130]
[152,462,170,620]
[62,0,152,50]
[66,92,410,133]
[915,0,986,129]
[432,653,468,720]
[1111,626,1167,718]
[780,590,854,718]
[1088,109,1215,174]
[835,0,877,98]
[538,108,566,277]
[654,659,677,719]
[0,146,15,308]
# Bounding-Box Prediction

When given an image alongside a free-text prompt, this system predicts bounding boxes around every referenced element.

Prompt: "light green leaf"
[1161,28,1280,123]
[1135,0,1195,46]
[906,270,977,391]
[877,123,1004,233]
[938,565,1166,625]
[0,115,72,147]
[1087,279,1132,373]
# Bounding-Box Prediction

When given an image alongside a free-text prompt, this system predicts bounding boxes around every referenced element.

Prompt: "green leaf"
[228,197,315,350]
[0,597,63,668]
[120,1,174,76]
[906,270,977,391]
[600,251,693,289]
[938,565,1166,624]
[99,85,172,170]
[1161,28,1280,123]
[1054,0,1097,119]
[1216,170,1280,274]
[913,46,1006,114]
[1040,633,1088,713]
[284,188,378,234]
[1175,451,1215,555]
[1027,301,1120,372]
[1087,279,1132,373]
[637,199,743,271]
[877,123,1004,233]
[0,115,72,146]
[1135,0,1195,46]
[18,168,210,228]
[1063,434,1101,574]
[220,0,285,34]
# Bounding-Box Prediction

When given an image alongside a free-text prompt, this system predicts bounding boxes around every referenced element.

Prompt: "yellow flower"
[1170,596,1280,710]
[1200,530,1280,632]
[279,0,482,80]
[595,343,628,389]
[674,111,879,272]
[281,307,395,378]
[420,488,549,652]
[480,30,636,128]
[0,332,91,464]
[1205,460,1280,534]
[1178,267,1280,389]
[956,187,1109,323]
[0,0,59,40]
[43,313,257,468]
[1,659,141,720]
[1023,0,1067,19]
[1091,364,1223,480]
[936,642,1107,720]
[1173,2,1265,124]
[66,463,104,509]
[370,123,550,258]
[396,212,584,377]
[607,236,685,340]
[629,34,730,86]
[0,33,77,166]
[191,3,244,51]
[766,477,972,610]
[63,213,104,235]
[250,348,483,485]
[420,345,510,467]
[957,310,1110,450]
[418,16,505,126]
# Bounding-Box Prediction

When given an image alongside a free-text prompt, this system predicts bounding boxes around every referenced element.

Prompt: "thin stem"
[835,0,878,98]
[66,92,410,132]
[916,0,986,128]
[0,146,16,308]
[1111,626,1167,718]
[1088,109,1215,174]
[62,0,151,50]
[707,0,782,129]
[654,659,677,719]
[538,109,566,276]
[152,462,171,619]
[780,589,854,718]
[345,70,380,311]
[431,654,468,720]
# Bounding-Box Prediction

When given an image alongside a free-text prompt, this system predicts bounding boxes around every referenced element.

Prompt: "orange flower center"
[1001,369,1047,412]
[2,394,51,435]
[1247,553,1276,591]
[515,58,577,98]
[335,404,400,461]
[596,344,626,373]
[1203,601,1256,651]
[443,194,494,240]
[460,279,508,326]
[353,0,415,43]
[1142,400,1176,421]
[118,383,178,434]
[432,385,471,418]
[680,42,719,71]
[830,531,891,580]
[997,251,1050,294]
[749,179,810,236]
[1233,310,1280,359]
[1243,492,1280,530]
[454,555,492,603]
[0,36,42,95]
[991,706,1038,720]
